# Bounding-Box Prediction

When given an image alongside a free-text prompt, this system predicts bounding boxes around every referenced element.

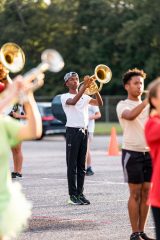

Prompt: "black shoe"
[11,172,22,179]
[68,195,83,205]
[16,172,22,178]
[77,194,90,205]
[86,167,94,176]
[11,172,17,179]
[130,232,141,240]
[139,232,155,240]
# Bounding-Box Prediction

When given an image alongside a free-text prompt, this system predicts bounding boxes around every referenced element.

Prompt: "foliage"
[0,0,159,97]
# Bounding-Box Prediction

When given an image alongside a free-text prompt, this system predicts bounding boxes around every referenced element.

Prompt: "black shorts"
[122,149,152,184]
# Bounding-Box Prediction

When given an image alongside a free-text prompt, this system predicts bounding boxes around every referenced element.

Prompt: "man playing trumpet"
[61,72,103,205]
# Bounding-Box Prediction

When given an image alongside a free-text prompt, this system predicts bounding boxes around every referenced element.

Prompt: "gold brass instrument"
[84,81,104,95]
[93,64,112,84]
[22,48,64,92]
[0,42,64,92]
[0,42,25,73]
[80,64,112,95]
[0,43,64,104]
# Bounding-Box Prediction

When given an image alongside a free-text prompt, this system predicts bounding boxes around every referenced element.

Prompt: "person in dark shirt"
[9,104,26,178]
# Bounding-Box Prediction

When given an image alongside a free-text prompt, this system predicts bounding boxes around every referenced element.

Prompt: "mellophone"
[79,64,112,95]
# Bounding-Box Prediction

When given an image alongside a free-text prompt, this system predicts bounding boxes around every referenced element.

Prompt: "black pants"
[66,127,88,196]
[152,206,160,240]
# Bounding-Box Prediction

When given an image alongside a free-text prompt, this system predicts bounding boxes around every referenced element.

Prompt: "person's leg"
[11,143,23,175]
[152,206,160,240]
[86,133,94,176]
[128,183,142,233]
[139,182,150,232]
[66,128,81,197]
[77,130,90,204]
[122,150,145,239]
[86,138,91,167]
[77,130,88,195]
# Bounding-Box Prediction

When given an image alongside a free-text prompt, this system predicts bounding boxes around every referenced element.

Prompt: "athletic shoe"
[77,194,90,205]
[68,195,83,205]
[130,232,141,240]
[139,232,155,240]
[11,172,17,179]
[86,167,94,176]
[11,172,22,179]
[16,172,22,178]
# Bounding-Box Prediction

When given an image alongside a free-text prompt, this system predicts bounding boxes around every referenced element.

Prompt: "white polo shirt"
[116,99,149,152]
[61,93,91,128]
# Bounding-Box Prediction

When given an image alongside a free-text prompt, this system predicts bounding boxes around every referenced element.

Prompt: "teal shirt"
[0,115,21,213]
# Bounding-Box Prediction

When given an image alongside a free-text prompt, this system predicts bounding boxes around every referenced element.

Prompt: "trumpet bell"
[41,49,64,72]
[95,64,112,84]
[0,42,25,73]
[22,48,64,93]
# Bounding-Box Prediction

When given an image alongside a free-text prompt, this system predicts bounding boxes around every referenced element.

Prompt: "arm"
[122,99,148,120]
[66,84,87,105]
[89,111,101,120]
[11,105,27,119]
[11,112,27,119]
[17,92,42,141]
[89,92,103,106]
[66,75,94,105]
[0,82,21,113]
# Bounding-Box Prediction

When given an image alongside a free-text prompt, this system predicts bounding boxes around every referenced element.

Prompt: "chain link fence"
[100,95,126,122]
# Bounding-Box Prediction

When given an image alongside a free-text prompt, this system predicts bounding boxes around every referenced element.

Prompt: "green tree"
[0,0,159,97]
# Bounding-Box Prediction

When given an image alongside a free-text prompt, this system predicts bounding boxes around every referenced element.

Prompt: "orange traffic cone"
[107,126,120,156]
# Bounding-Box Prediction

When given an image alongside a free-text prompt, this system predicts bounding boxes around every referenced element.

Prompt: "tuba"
[0,42,25,73]
[81,64,112,95]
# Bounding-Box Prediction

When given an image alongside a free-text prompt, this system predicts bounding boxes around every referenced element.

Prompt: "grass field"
[95,122,122,135]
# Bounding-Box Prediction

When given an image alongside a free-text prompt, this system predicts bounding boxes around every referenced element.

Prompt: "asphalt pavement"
[11,135,155,240]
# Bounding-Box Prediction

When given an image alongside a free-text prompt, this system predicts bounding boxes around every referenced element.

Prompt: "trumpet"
[80,64,112,95]
[22,49,64,92]
[0,42,25,73]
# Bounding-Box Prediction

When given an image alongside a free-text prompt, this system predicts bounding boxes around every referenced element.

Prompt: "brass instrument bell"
[94,64,112,84]
[83,64,112,95]
[0,42,25,73]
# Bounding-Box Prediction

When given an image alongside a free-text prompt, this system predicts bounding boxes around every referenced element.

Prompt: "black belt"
[66,127,88,132]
